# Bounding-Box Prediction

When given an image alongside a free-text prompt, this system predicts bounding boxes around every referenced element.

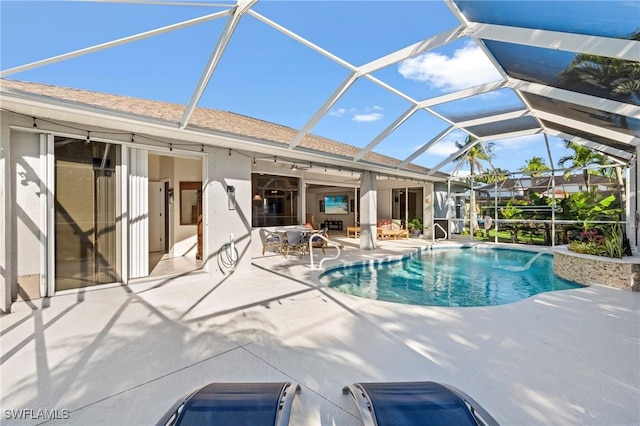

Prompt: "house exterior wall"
[377,188,392,220]
[11,131,43,299]
[208,148,251,275]
[0,110,257,310]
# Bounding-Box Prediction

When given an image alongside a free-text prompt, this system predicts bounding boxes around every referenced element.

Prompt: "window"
[251,174,299,227]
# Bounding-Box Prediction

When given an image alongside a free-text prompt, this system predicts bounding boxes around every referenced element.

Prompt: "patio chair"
[259,228,282,255]
[282,229,306,257]
[309,227,329,254]
[156,382,300,426]
[342,381,499,426]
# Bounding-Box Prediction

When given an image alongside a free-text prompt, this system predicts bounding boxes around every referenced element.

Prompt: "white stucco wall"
[207,148,251,276]
[10,131,42,279]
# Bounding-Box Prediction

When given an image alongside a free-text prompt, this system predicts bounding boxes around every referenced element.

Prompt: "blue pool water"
[320,247,584,307]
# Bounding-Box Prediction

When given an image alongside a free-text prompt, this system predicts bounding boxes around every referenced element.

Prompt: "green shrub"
[568,223,624,259]
[407,218,423,230]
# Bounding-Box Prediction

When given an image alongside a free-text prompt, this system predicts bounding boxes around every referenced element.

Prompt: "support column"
[42,134,55,297]
[360,171,377,250]
[129,148,149,279]
[0,117,12,313]
[628,153,638,252]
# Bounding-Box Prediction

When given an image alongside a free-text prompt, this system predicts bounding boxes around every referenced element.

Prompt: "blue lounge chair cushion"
[355,382,481,426]
[158,382,299,426]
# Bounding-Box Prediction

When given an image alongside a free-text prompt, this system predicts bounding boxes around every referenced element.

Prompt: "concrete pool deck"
[1,237,639,425]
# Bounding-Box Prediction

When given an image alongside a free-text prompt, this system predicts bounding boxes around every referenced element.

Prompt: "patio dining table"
[273,227,318,256]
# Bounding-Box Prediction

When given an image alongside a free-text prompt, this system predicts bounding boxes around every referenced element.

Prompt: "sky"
[0,0,576,175]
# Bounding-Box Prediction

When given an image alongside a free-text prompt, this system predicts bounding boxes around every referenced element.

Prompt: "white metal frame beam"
[427,136,484,176]
[287,25,466,149]
[546,129,634,161]
[397,125,455,169]
[353,81,508,162]
[455,109,530,128]
[71,1,233,6]
[534,110,640,147]
[0,9,232,78]
[482,127,542,142]
[247,10,358,72]
[357,25,466,76]
[180,0,256,128]
[288,72,359,149]
[353,106,418,162]
[466,22,640,62]
[509,79,640,118]
[417,80,506,108]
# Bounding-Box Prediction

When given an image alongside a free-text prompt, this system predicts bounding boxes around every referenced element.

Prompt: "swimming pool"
[320,247,584,307]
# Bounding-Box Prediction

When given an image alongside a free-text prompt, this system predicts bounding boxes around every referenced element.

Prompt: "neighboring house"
[0,79,447,312]
[476,175,619,200]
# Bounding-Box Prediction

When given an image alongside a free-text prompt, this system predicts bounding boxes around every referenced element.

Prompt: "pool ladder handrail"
[309,233,341,270]
[432,222,448,243]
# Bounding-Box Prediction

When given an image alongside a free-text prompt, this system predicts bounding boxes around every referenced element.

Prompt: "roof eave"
[1,87,446,182]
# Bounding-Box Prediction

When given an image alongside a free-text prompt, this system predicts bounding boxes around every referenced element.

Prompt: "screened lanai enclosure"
[1,0,639,254]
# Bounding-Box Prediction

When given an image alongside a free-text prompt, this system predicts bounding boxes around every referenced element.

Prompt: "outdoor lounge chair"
[156,382,300,426]
[343,381,499,426]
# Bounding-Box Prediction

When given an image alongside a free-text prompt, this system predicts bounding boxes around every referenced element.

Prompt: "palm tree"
[453,135,494,177]
[520,156,550,191]
[557,30,640,127]
[557,141,606,191]
[520,156,550,176]
[557,30,640,104]
[453,135,494,234]
[477,167,510,184]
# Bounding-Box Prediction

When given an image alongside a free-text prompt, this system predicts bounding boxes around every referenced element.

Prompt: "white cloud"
[329,105,384,122]
[353,112,383,122]
[328,108,346,117]
[398,42,502,92]
[424,139,460,157]
[451,169,471,177]
[491,134,542,150]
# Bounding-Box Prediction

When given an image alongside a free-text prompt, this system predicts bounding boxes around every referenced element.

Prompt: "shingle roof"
[0,79,433,175]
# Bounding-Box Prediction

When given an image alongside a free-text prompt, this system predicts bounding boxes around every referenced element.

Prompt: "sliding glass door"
[54,137,121,290]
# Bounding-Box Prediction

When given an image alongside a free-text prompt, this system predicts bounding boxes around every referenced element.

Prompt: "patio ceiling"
[1,0,638,176]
